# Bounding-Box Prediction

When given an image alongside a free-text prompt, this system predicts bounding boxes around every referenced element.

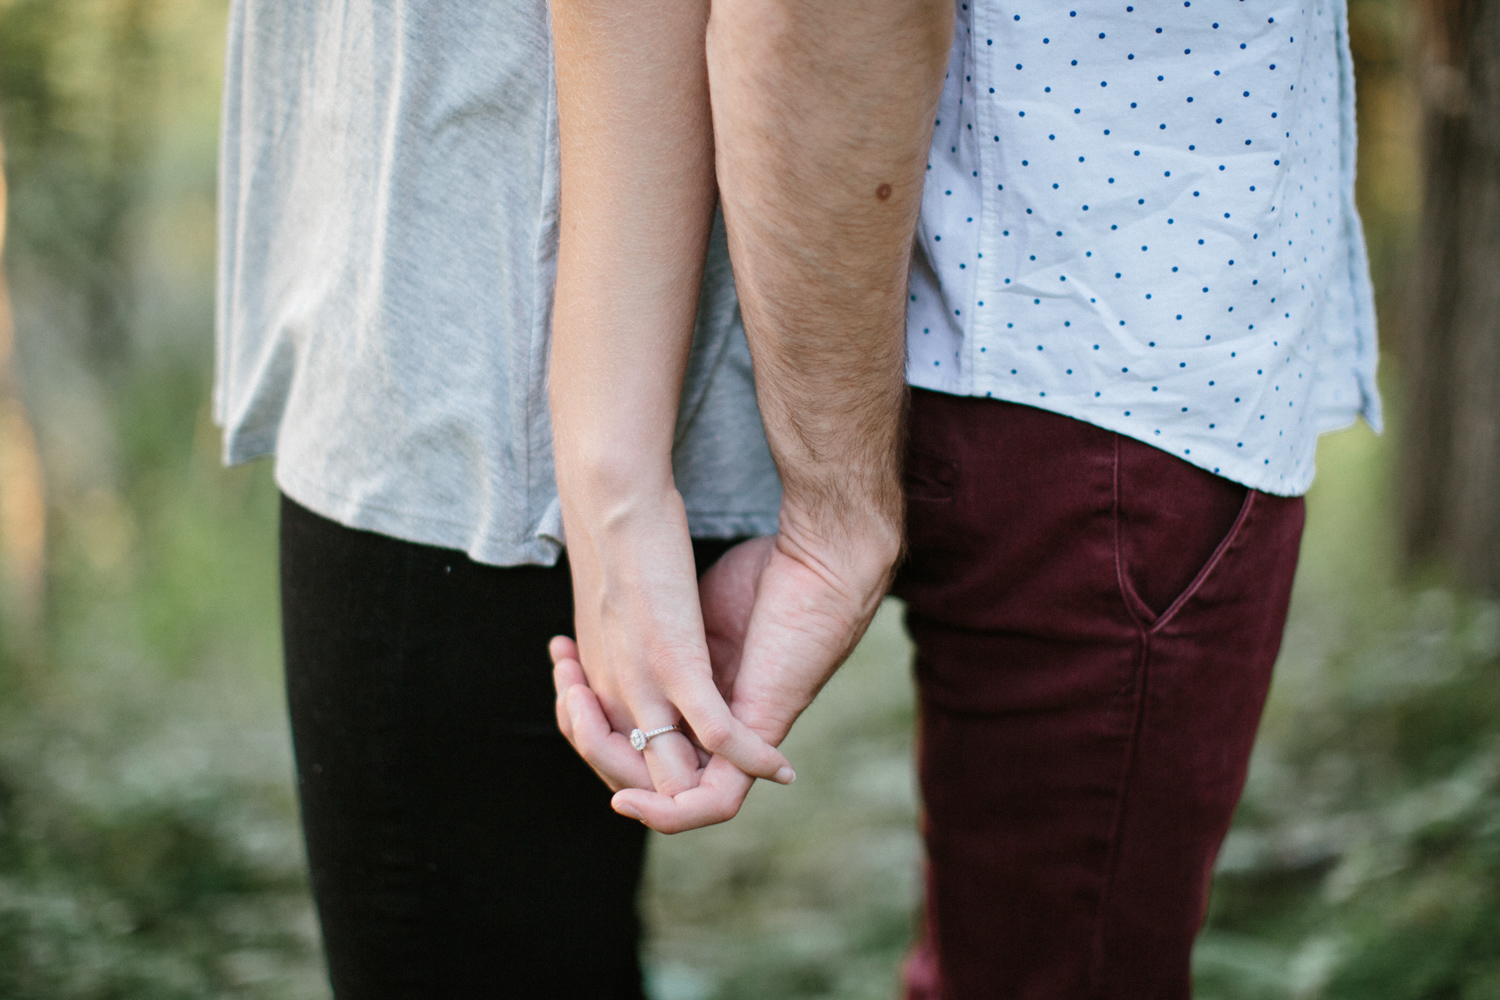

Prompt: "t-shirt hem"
[265,455,779,568]
[276,465,568,568]
[221,422,280,468]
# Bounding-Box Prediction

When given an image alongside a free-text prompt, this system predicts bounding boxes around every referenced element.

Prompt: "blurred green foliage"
[1,2,322,996]
[1,0,1496,998]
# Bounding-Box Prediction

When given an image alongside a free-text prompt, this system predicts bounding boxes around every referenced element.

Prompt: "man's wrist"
[775,495,903,594]
[754,368,908,578]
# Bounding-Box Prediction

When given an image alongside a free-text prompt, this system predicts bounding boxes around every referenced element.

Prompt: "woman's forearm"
[549,0,716,509]
[547,0,793,798]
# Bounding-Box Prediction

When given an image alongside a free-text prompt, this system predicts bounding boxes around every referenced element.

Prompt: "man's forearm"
[708,0,952,559]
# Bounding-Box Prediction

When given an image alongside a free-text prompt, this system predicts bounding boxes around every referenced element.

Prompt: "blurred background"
[0,0,1497,997]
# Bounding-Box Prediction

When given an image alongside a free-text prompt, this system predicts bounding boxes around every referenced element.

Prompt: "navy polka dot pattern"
[908,0,1381,496]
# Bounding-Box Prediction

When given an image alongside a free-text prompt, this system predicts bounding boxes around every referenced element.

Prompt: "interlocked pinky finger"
[549,635,581,667]
[553,660,580,743]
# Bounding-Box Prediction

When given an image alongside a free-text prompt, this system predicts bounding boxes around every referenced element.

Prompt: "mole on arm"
[876,183,893,200]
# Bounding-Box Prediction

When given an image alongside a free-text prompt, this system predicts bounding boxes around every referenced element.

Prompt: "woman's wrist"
[556,450,682,535]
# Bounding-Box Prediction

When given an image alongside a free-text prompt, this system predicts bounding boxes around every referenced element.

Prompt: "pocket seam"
[1111,436,1154,630]
[1111,438,1258,633]
[1145,490,1257,634]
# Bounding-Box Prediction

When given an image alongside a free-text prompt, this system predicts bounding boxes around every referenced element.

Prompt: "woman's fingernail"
[774,766,797,785]
[614,802,643,821]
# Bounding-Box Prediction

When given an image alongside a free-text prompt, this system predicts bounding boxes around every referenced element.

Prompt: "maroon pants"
[893,389,1305,1000]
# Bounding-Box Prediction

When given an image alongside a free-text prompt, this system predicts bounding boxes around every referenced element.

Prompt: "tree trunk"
[1400,0,1500,593]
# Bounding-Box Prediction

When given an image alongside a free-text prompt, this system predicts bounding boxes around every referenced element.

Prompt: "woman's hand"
[552,486,794,799]
[556,511,898,833]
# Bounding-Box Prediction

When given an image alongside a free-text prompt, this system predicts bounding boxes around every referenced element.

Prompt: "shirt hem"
[904,380,1367,497]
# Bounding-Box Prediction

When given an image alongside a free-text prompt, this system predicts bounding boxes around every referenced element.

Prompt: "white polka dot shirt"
[907,0,1380,495]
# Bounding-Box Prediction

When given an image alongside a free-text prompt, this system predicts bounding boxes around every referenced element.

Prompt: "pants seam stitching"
[1092,434,1153,994]
[1089,631,1152,996]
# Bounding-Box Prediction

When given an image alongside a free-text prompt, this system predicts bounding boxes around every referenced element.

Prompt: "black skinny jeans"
[279,495,737,999]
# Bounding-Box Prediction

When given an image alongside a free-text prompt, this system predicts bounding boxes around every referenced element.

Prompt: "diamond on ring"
[629,725,679,751]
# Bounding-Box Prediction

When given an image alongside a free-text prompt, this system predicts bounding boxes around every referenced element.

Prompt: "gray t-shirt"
[215,0,782,567]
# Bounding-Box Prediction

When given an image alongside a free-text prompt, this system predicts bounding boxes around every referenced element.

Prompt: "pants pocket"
[1113,434,1251,624]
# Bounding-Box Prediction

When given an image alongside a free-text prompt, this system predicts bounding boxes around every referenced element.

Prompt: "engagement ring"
[629,725,679,751]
